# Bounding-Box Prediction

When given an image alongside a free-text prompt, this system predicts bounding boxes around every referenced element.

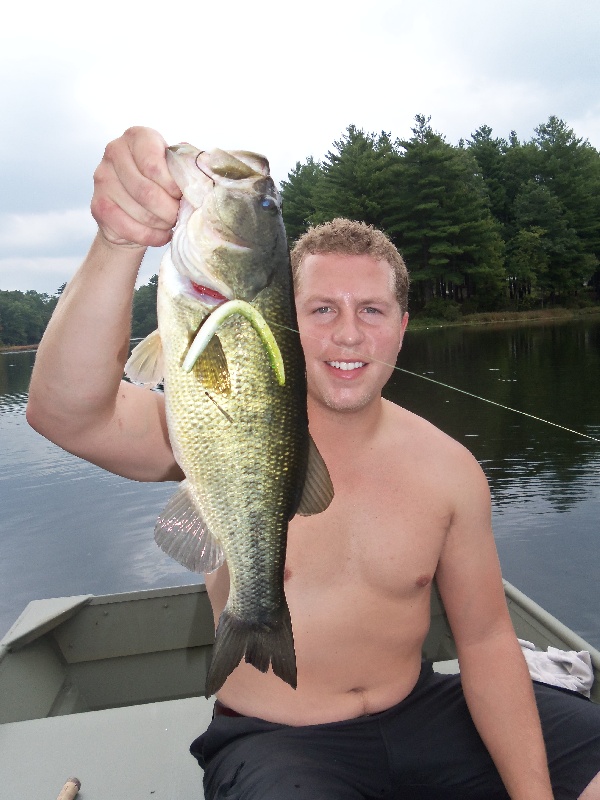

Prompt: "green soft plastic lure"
[182,299,286,386]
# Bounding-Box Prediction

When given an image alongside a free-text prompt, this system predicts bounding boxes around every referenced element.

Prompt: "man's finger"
[124,126,182,200]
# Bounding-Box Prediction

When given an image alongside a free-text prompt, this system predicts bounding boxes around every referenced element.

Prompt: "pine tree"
[131,275,158,337]
[505,226,548,305]
[280,157,322,244]
[386,116,505,309]
[532,117,600,285]
[466,125,509,230]
[310,125,400,229]
[501,132,539,240]
[513,180,590,302]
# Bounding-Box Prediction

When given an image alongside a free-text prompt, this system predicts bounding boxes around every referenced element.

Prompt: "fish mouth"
[163,259,234,308]
[326,361,367,371]
[182,276,232,306]
[189,281,230,305]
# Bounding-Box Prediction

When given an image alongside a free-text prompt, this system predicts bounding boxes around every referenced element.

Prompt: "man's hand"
[28,126,184,481]
[91,127,182,249]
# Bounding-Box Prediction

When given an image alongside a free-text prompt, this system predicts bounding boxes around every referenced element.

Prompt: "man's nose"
[331,311,364,347]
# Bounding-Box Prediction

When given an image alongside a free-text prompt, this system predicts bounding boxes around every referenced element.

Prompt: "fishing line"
[393,368,600,443]
[267,319,600,444]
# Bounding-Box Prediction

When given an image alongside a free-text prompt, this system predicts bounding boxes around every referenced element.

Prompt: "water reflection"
[0,367,201,639]
[0,349,35,413]
[389,319,600,512]
[1,317,599,647]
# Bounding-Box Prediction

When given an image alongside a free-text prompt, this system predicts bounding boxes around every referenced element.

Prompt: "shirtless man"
[26,127,600,799]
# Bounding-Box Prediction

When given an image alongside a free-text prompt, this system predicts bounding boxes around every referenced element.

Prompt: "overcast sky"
[1,0,599,294]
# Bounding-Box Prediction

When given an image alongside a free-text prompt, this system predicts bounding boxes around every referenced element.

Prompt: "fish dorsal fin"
[296,435,335,516]
[125,329,164,387]
[155,480,225,574]
[192,333,231,395]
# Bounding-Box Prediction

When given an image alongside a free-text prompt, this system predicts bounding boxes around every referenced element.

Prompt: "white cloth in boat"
[519,639,594,698]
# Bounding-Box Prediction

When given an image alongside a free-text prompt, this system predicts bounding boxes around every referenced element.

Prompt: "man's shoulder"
[383,398,455,444]
[383,399,482,470]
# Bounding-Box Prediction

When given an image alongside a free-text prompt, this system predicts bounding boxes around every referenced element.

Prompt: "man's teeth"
[327,361,365,371]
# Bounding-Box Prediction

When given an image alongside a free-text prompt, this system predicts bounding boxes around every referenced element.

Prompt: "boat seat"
[0,695,214,799]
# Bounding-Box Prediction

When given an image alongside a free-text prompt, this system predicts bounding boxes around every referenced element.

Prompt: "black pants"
[191,662,600,799]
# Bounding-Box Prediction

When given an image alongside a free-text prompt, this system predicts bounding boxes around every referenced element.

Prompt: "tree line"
[3,114,599,345]
[280,115,600,316]
[0,279,158,347]
[0,289,60,346]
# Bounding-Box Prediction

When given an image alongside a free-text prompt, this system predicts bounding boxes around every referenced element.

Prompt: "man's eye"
[315,306,332,314]
[363,307,380,314]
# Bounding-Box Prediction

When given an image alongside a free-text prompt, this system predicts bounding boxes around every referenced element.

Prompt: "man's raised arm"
[27,127,184,483]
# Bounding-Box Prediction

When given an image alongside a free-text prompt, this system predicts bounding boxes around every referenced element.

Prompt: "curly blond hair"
[290,218,409,313]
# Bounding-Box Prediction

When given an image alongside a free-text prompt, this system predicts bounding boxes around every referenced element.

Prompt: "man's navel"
[349,686,369,716]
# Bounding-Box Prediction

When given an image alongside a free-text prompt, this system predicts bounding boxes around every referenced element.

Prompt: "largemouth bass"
[125,144,333,696]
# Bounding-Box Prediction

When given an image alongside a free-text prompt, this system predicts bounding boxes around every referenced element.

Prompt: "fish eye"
[259,196,279,214]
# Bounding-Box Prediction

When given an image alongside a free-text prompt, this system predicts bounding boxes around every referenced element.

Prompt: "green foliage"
[416,297,461,321]
[0,290,58,346]
[0,276,159,347]
[506,226,548,305]
[532,118,600,293]
[310,126,400,230]
[131,275,158,338]
[465,125,509,227]
[280,114,600,313]
[468,117,600,307]
[280,157,322,244]
[388,116,506,310]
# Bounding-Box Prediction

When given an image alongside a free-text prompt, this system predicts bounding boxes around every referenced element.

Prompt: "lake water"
[1,316,599,648]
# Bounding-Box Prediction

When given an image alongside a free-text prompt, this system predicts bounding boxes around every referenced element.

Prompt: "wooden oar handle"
[56,777,81,800]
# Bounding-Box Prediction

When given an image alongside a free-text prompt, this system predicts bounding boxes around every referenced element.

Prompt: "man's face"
[294,252,408,414]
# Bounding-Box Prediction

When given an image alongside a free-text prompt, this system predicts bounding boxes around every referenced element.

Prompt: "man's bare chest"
[286,465,451,601]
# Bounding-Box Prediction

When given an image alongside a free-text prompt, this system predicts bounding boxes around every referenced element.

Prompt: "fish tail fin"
[205,606,297,697]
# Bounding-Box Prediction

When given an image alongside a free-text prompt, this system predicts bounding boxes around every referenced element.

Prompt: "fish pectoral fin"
[154,481,225,574]
[193,333,231,395]
[295,435,335,516]
[124,329,164,387]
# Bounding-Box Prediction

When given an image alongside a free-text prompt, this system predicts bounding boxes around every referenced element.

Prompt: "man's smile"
[326,361,366,371]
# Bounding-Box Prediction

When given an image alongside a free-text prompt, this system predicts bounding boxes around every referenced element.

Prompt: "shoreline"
[408,305,600,331]
[1,307,599,352]
[0,343,39,354]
